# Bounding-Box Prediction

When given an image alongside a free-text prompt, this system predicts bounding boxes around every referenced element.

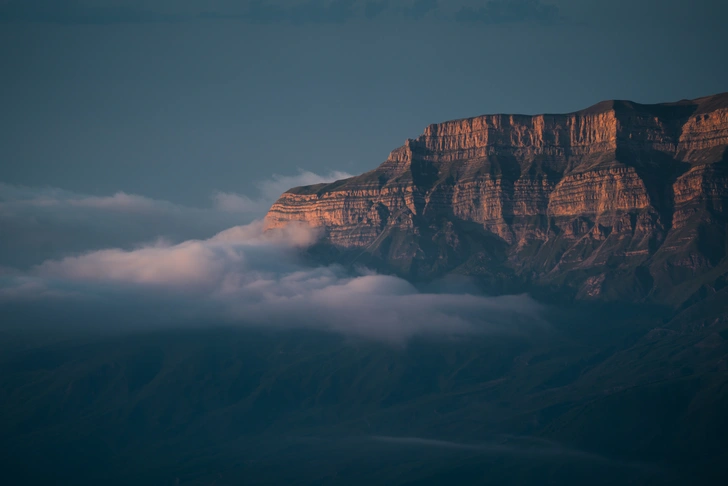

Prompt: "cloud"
[0,171,542,343]
[0,182,240,268]
[403,0,439,20]
[0,182,189,215]
[0,170,350,268]
[0,0,563,25]
[455,0,560,24]
[226,0,286,23]
[32,221,317,288]
[0,0,368,25]
[199,0,397,24]
[0,0,180,24]
[364,0,390,19]
[211,192,262,213]
[200,0,362,25]
[1,219,543,343]
[212,170,353,213]
[289,0,359,24]
[258,170,353,200]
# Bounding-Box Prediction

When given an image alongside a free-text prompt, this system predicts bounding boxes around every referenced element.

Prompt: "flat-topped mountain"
[266,93,728,305]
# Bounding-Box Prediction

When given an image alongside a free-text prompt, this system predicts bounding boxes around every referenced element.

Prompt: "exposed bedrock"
[266,93,728,304]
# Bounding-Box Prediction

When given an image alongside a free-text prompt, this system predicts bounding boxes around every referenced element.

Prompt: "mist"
[0,177,543,342]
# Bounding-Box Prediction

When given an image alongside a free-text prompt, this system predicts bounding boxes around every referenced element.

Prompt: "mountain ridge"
[266,93,728,305]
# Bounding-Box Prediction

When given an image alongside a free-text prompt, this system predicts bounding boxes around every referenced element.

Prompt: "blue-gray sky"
[1,0,727,206]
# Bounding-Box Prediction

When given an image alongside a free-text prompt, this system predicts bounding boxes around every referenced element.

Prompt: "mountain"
[3,94,728,486]
[266,93,728,305]
[2,302,727,485]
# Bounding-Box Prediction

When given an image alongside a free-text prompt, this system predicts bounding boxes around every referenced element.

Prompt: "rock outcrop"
[266,93,728,304]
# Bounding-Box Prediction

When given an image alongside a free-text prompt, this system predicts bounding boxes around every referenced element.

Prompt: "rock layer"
[266,93,728,304]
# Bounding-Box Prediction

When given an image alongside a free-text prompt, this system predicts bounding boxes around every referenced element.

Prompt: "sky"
[0,0,726,341]
[1,0,726,206]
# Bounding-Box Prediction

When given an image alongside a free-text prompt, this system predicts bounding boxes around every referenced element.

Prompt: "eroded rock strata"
[266,93,728,304]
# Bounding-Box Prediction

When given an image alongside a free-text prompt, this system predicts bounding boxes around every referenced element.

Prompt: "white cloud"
[2,220,543,342]
[0,183,241,268]
[211,191,262,213]
[212,170,353,213]
[0,173,543,342]
[0,170,352,267]
[256,170,353,201]
[0,183,169,213]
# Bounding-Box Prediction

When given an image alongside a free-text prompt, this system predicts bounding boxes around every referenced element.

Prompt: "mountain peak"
[266,93,728,305]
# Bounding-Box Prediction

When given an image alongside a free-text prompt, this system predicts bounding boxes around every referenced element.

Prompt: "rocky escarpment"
[266,93,728,305]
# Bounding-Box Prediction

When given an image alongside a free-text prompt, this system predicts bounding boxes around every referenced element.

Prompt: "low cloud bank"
[1,218,543,342]
[1,173,543,342]
[0,170,351,268]
[0,182,239,268]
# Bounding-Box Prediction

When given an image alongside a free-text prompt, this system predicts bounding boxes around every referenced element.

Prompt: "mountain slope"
[266,93,728,305]
[2,300,727,485]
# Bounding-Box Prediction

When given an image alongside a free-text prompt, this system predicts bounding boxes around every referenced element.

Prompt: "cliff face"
[266,93,728,304]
